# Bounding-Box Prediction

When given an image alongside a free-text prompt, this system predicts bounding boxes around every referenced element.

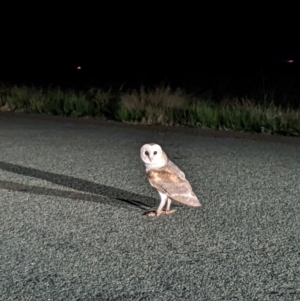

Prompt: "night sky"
[1,8,299,89]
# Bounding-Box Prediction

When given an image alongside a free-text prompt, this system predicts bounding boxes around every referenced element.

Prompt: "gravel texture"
[1,113,300,300]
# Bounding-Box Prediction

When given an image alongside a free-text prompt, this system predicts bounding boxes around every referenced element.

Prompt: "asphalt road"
[1,114,300,301]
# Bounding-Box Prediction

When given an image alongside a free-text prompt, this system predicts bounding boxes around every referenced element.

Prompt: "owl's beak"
[148,156,153,162]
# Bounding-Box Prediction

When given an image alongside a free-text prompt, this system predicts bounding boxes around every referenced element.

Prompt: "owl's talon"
[165,209,176,215]
[147,211,157,217]
[146,210,163,217]
[146,209,176,217]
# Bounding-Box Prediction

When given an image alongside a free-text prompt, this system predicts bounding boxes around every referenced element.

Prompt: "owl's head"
[140,143,166,168]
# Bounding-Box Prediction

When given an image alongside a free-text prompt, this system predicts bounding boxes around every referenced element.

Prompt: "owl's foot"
[147,211,158,217]
[147,210,176,217]
[165,209,176,215]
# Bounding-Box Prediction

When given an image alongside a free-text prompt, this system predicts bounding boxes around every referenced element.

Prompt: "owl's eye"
[145,151,149,156]
[154,151,157,155]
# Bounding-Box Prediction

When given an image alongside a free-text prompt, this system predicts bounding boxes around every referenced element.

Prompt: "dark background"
[1,6,299,98]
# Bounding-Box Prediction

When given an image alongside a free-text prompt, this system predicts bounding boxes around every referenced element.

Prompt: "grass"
[0,83,299,136]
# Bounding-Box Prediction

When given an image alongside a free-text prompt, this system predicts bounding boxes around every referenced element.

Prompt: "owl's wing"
[166,159,186,180]
[146,165,201,207]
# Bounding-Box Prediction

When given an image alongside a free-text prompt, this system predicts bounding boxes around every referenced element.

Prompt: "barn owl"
[140,143,201,217]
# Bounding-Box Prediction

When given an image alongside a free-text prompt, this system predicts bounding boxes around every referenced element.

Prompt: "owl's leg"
[165,198,176,215]
[147,192,167,217]
[147,193,175,217]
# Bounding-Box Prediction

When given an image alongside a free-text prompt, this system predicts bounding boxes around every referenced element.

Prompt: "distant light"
[76,66,82,70]
[286,60,294,63]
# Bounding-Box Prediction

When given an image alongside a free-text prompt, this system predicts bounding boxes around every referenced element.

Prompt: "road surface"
[1,113,300,300]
